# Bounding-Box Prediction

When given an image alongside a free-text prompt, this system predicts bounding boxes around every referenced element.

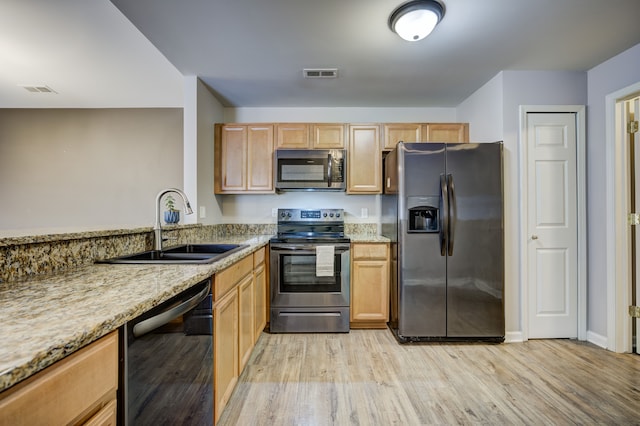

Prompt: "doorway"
[519,105,587,341]
[607,84,640,354]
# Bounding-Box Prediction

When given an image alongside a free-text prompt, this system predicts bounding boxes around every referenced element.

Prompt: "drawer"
[0,332,118,426]
[253,247,266,268]
[214,255,253,300]
[352,243,388,260]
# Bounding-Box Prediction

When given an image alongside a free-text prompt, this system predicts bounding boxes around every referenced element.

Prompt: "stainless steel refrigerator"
[382,142,504,342]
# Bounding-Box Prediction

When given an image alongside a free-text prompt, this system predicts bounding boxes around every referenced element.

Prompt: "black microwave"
[275,149,346,192]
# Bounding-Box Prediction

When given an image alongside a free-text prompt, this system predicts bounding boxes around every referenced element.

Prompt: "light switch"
[361,208,368,218]
[199,206,206,218]
[272,208,277,217]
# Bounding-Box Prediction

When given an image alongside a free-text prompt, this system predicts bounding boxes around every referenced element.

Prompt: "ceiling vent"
[303,68,338,79]
[20,85,57,94]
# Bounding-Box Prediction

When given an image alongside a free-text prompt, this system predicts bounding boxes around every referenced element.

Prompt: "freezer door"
[397,143,447,338]
[445,143,504,338]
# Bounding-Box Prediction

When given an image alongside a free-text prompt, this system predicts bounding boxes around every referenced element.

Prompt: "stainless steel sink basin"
[96,244,249,264]
[164,243,247,255]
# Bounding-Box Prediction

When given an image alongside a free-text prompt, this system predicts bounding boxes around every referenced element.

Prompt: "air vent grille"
[303,68,338,79]
[20,85,57,94]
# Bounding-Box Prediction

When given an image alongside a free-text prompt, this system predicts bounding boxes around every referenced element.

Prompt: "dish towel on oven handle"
[315,245,335,277]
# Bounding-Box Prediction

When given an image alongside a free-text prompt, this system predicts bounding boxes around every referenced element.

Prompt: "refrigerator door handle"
[447,173,456,256]
[440,174,448,256]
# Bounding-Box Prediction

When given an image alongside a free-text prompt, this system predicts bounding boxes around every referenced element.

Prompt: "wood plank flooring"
[218,329,640,425]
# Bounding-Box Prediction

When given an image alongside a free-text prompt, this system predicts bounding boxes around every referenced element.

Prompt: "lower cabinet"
[213,247,268,424]
[350,243,390,329]
[0,331,118,426]
[253,249,267,342]
[238,273,255,372]
[213,285,239,424]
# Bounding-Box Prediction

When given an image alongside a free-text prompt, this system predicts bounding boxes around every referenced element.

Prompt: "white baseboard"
[587,330,608,349]
[505,331,524,343]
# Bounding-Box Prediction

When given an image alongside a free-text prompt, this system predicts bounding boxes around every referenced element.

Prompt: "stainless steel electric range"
[269,208,350,333]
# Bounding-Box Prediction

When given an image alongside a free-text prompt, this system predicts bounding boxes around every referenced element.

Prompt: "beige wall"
[0,108,183,230]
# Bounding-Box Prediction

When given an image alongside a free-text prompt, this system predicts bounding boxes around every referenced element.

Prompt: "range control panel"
[277,208,344,223]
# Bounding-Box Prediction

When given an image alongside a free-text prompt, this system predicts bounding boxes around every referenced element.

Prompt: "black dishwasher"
[120,278,213,425]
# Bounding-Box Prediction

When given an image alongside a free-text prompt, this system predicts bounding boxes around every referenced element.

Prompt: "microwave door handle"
[327,153,333,187]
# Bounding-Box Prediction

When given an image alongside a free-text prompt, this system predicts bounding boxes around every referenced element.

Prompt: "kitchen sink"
[96,243,249,264]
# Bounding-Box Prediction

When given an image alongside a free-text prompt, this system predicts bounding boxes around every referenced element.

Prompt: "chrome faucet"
[154,188,194,251]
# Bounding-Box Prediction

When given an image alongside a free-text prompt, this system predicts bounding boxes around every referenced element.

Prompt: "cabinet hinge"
[630,305,640,318]
[629,120,639,134]
[628,213,640,225]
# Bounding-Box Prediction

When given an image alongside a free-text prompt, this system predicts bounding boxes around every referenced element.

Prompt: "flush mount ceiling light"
[388,0,445,42]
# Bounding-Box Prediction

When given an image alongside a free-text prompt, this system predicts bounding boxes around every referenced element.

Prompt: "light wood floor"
[218,329,640,425]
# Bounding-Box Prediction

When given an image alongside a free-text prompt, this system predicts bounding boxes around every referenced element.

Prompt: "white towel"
[315,245,335,277]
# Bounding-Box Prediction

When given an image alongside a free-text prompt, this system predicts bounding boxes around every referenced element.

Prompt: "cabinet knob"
[531,234,539,240]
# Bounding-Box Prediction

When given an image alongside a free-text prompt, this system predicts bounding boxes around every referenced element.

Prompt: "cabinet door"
[423,123,469,143]
[276,123,310,148]
[312,123,345,149]
[351,260,389,323]
[247,125,274,192]
[253,262,267,342]
[238,274,255,372]
[348,124,382,194]
[214,289,239,424]
[218,125,247,192]
[383,123,422,149]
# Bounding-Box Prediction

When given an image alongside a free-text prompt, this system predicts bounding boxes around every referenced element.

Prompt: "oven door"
[270,242,350,308]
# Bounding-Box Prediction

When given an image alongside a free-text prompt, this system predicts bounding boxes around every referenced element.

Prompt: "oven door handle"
[132,281,211,338]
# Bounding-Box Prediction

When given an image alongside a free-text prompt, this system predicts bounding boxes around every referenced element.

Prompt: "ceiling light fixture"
[388,0,445,42]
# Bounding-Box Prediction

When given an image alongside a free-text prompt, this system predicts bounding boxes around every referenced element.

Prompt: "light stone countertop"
[0,235,272,392]
[347,233,391,243]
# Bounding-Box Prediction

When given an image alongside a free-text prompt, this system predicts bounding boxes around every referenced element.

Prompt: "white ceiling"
[3,0,640,108]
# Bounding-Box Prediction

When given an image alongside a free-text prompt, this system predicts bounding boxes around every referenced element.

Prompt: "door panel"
[527,113,578,338]
[632,97,640,354]
[397,144,446,337]
[446,143,504,337]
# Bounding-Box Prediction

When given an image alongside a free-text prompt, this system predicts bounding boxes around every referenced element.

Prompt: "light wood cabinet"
[350,243,390,329]
[312,123,345,149]
[347,124,382,194]
[213,247,268,424]
[215,123,274,193]
[383,123,422,149]
[0,332,118,426]
[423,123,469,143]
[276,123,310,148]
[253,248,267,342]
[238,274,255,372]
[213,285,239,424]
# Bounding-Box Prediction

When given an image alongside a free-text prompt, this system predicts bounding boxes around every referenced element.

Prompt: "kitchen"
[2,0,640,424]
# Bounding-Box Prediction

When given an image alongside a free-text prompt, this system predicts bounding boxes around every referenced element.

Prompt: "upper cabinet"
[383,123,422,150]
[423,123,469,143]
[276,123,309,148]
[275,123,345,149]
[348,124,381,194]
[215,124,274,194]
[312,124,345,149]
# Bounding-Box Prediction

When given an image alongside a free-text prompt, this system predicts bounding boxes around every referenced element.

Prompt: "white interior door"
[527,112,578,339]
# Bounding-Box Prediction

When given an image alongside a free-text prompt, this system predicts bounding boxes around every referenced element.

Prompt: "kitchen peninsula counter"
[0,234,272,393]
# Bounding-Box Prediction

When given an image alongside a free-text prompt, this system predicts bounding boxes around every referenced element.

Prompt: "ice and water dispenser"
[408,196,439,233]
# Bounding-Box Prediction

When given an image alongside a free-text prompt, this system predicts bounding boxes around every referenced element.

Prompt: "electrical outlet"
[271,208,277,217]
[199,206,206,218]
[361,208,368,218]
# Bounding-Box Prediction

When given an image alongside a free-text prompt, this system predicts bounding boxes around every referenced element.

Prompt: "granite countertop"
[347,233,390,243]
[0,235,272,393]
